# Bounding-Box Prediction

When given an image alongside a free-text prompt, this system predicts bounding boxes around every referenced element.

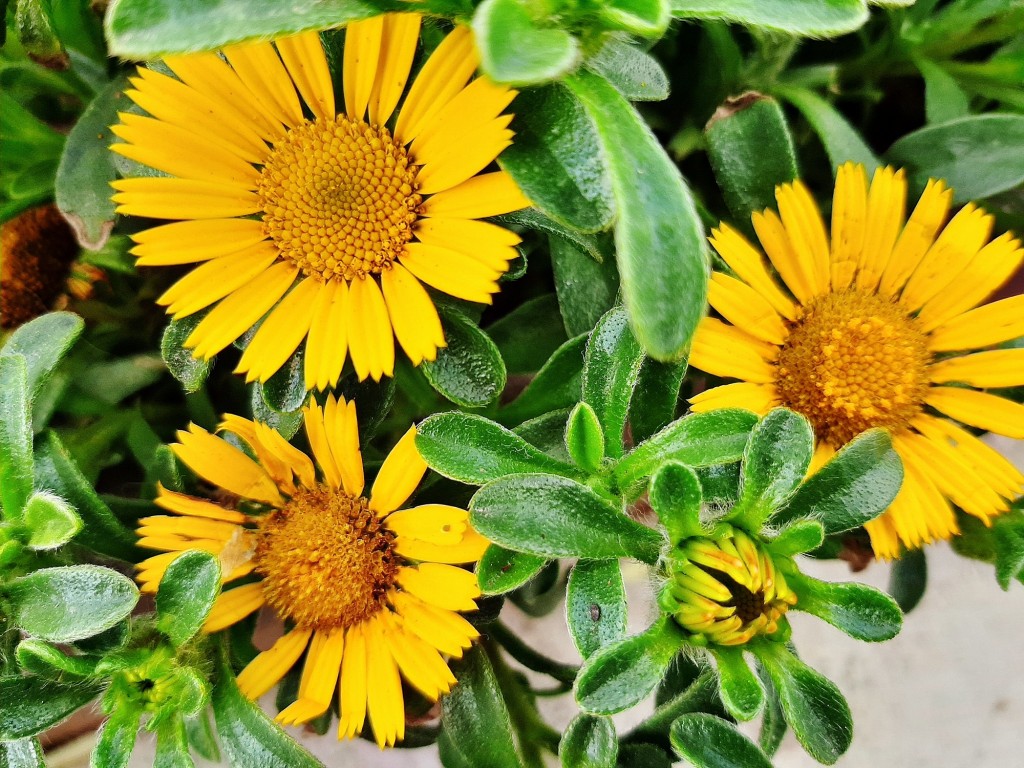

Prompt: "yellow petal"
[365,616,405,748]
[131,218,267,266]
[342,15,383,120]
[775,180,830,295]
[856,166,906,291]
[415,122,514,195]
[879,178,953,295]
[381,264,445,367]
[277,628,345,725]
[236,628,313,699]
[157,242,280,319]
[172,423,284,505]
[384,614,456,700]
[111,128,259,188]
[925,387,1024,439]
[928,348,1024,388]
[203,583,265,633]
[913,414,1024,499]
[324,395,364,498]
[709,224,797,320]
[137,515,238,541]
[928,295,1024,352]
[395,25,477,142]
[370,426,426,514]
[347,276,395,382]
[707,272,789,345]
[393,526,490,565]
[829,162,868,291]
[688,317,779,384]
[235,277,321,383]
[276,31,335,121]
[808,441,836,475]
[338,624,369,740]
[752,208,816,304]
[223,40,304,127]
[411,76,516,167]
[304,400,343,489]
[414,217,521,272]
[154,487,248,523]
[400,242,501,304]
[397,563,480,612]
[688,382,778,416]
[369,13,421,126]
[421,171,531,219]
[112,177,260,220]
[390,591,478,657]
[303,279,349,392]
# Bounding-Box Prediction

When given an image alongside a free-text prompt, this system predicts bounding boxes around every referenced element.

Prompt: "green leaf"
[992,512,1024,590]
[0,354,32,518]
[15,0,64,65]
[34,431,140,560]
[7,565,139,643]
[669,713,773,768]
[770,429,903,534]
[776,86,880,173]
[566,71,708,361]
[513,409,573,463]
[156,550,221,647]
[886,114,1024,203]
[599,0,670,36]
[55,76,126,250]
[649,461,704,545]
[16,638,98,679]
[500,84,615,232]
[471,474,665,563]
[729,409,813,528]
[612,409,758,492]
[616,744,673,768]
[916,58,970,125]
[477,545,548,595]
[560,714,618,768]
[550,234,620,338]
[758,668,787,756]
[416,412,580,485]
[0,312,84,396]
[789,572,903,642]
[259,347,306,413]
[91,708,141,768]
[586,39,669,102]
[74,354,166,406]
[0,676,102,740]
[887,548,927,613]
[565,402,606,472]
[106,0,378,57]
[185,711,221,763]
[155,716,195,768]
[711,647,764,721]
[423,307,507,408]
[23,490,82,549]
[629,357,687,446]
[498,334,587,425]
[472,0,580,85]
[0,738,45,768]
[755,642,852,764]
[567,559,627,658]
[768,519,825,557]
[488,294,568,374]
[583,307,646,458]
[442,647,525,768]
[212,645,323,768]
[575,618,682,715]
[671,0,869,36]
[705,95,798,224]
[161,315,212,395]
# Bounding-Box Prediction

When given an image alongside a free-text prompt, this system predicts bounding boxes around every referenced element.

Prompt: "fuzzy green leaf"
[777,86,880,173]
[567,559,627,658]
[671,0,869,36]
[768,519,825,557]
[499,334,587,425]
[649,461,704,545]
[0,676,102,740]
[0,354,32,518]
[565,402,606,472]
[471,474,664,563]
[560,714,618,768]
[575,618,682,715]
[156,550,221,647]
[16,639,98,679]
[712,647,764,721]
[161,314,212,395]
[600,0,669,36]
[0,738,45,768]
[477,546,548,595]
[789,573,903,642]
[582,308,646,458]
[550,234,620,338]
[586,39,669,102]
[155,716,194,768]
[566,71,707,361]
[1,312,84,396]
[91,708,142,768]
[473,0,580,85]
[888,548,927,613]
[670,713,774,768]
[416,412,579,485]
[23,490,82,550]
[423,308,506,408]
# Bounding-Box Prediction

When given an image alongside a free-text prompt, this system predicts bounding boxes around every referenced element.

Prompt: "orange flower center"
[253,485,399,631]
[257,115,421,282]
[776,289,930,445]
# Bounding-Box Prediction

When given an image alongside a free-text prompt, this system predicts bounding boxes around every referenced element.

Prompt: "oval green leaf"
[649,461,704,546]
[1,312,84,396]
[669,713,774,768]
[560,714,618,768]
[582,308,645,458]
[156,550,222,647]
[566,402,606,472]
[477,545,548,595]
[567,559,627,659]
[789,572,903,642]
[710,646,764,721]
[472,0,580,86]
[422,307,506,408]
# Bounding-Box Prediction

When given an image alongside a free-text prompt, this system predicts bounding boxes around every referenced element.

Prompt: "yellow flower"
[135,395,489,747]
[688,162,1024,559]
[111,14,530,388]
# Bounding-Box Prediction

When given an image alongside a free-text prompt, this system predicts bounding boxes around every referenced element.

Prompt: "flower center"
[1,204,78,329]
[253,485,399,631]
[776,290,930,446]
[257,115,421,282]
[660,527,795,646]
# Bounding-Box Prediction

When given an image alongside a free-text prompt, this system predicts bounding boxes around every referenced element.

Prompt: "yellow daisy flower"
[688,162,1024,559]
[111,14,530,388]
[135,395,489,747]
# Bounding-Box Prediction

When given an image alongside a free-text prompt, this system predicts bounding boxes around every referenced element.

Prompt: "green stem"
[489,621,579,685]
[626,669,718,737]
[485,641,561,767]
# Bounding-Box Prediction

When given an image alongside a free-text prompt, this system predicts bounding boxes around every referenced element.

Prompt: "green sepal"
[753,641,852,765]
[575,618,683,715]
[768,519,825,557]
[416,412,580,485]
[560,714,618,768]
[770,429,903,535]
[887,548,927,613]
[582,308,645,458]
[154,715,195,768]
[0,354,32,518]
[16,638,99,679]
[565,71,708,362]
[161,314,212,395]
[0,675,103,740]
[6,565,139,643]
[156,550,221,647]
[710,646,764,721]
[471,473,664,564]
[1,312,84,396]
[566,559,627,659]
[757,666,787,756]
[696,463,741,505]
[477,545,548,595]
[788,572,903,642]
[612,410,758,493]
[705,95,798,225]
[91,707,142,768]
[22,490,82,550]
[565,402,606,472]
[649,461,705,546]
[669,713,774,768]
[15,0,64,64]
[472,0,580,86]
[423,307,507,408]
[441,647,525,768]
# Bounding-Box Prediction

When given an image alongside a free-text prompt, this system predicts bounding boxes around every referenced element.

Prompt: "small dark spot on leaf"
[589,604,601,622]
